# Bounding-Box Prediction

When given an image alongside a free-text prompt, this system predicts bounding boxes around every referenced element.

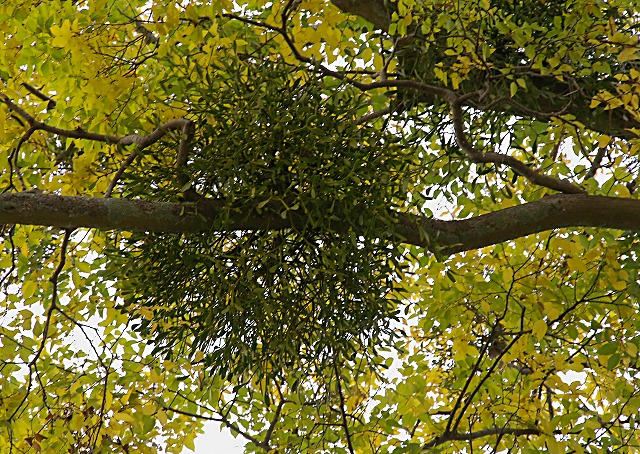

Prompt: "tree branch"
[423,426,541,449]
[1,193,639,254]
[10,229,72,421]
[586,146,608,179]
[1,93,196,198]
[221,13,592,195]
[162,405,271,451]
[1,92,191,148]
[329,0,640,140]
[264,398,285,447]
[333,363,355,454]
[356,105,392,124]
[330,0,390,31]
[450,102,585,194]
[224,11,456,101]
[104,118,195,197]
[1,93,121,143]
[22,83,56,110]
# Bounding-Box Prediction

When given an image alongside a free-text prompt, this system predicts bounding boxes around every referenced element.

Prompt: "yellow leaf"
[50,19,78,48]
[113,412,135,423]
[140,403,156,416]
[612,280,626,291]
[618,46,639,63]
[503,267,514,282]
[22,280,37,299]
[156,409,168,425]
[607,268,627,290]
[104,390,113,410]
[533,319,548,341]
[69,414,85,431]
[595,135,610,148]
[583,247,601,263]
[450,73,460,90]
[184,433,196,451]
[566,257,586,273]
[547,437,561,454]
[614,184,631,197]
[361,47,373,64]
[545,305,561,320]
[166,6,180,28]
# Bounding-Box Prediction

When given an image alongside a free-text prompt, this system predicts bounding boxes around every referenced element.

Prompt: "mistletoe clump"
[115,57,415,380]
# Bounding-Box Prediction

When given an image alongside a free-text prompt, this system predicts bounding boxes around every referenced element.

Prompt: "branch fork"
[1,93,195,198]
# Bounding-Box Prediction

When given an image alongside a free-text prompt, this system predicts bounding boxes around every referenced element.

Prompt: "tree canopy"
[1,0,640,452]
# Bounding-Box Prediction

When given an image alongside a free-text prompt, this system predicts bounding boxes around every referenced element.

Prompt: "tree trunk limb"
[1,193,639,255]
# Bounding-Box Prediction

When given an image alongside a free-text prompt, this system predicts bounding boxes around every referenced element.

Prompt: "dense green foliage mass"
[117,58,414,380]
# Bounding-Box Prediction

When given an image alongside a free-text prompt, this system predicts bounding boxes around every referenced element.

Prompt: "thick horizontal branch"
[1,193,639,254]
[396,194,640,254]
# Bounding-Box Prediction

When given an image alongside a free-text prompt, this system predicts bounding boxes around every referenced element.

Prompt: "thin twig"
[33,229,73,366]
[223,12,456,101]
[1,93,120,143]
[452,332,526,436]
[444,317,502,435]
[104,152,138,198]
[0,225,16,287]
[8,126,37,191]
[9,229,73,421]
[333,363,355,454]
[224,8,594,198]
[163,404,272,451]
[356,105,392,124]
[22,83,56,110]
[264,398,285,446]
[424,426,540,449]
[506,97,571,119]
[586,146,608,179]
[105,118,195,197]
[175,120,198,200]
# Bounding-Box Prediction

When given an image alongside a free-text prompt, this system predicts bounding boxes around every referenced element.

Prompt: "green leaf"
[597,341,620,356]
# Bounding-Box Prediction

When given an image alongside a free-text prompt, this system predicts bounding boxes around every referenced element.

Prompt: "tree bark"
[2,193,638,255]
[330,0,390,30]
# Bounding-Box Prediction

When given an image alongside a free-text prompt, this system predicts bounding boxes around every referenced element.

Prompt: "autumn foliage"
[1,1,640,453]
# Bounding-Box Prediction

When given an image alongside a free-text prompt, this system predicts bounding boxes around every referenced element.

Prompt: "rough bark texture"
[3,193,639,255]
[330,0,390,30]
[395,194,640,254]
